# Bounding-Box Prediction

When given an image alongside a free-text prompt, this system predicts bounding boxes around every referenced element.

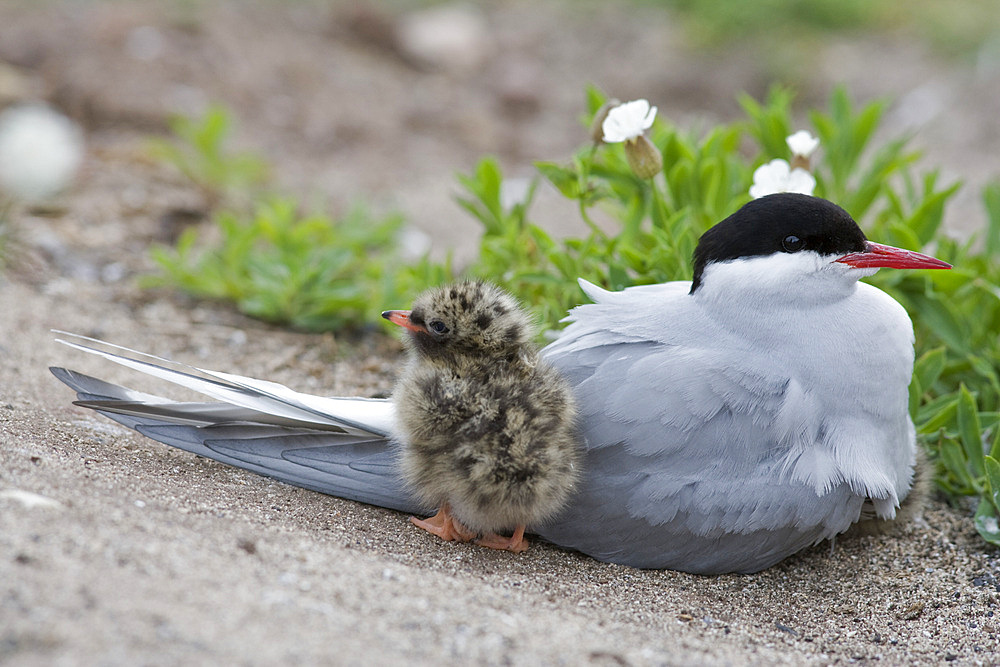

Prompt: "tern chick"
[383,281,581,553]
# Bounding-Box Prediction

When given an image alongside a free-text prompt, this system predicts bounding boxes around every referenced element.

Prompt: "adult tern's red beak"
[835,241,952,270]
[381,309,424,333]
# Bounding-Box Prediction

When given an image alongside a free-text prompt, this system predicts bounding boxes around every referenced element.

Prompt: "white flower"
[0,104,84,201]
[749,159,816,199]
[602,99,657,143]
[786,130,819,158]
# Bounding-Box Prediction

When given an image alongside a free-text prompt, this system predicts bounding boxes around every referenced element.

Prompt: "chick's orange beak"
[381,309,424,333]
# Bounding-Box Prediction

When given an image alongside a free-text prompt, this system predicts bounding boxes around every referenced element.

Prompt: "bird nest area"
[1,2,999,665]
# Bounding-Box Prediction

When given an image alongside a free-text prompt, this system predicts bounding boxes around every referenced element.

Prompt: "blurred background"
[0,0,998,270]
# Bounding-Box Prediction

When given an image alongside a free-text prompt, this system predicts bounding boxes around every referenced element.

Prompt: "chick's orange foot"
[410,507,529,553]
[410,504,477,543]
[475,524,529,553]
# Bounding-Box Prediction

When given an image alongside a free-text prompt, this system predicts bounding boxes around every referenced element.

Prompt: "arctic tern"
[51,193,951,574]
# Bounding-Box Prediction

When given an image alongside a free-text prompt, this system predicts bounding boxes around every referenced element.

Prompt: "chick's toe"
[410,504,477,543]
[475,524,529,553]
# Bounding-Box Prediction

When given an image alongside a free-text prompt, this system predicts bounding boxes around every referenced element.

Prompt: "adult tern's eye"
[782,235,804,252]
[428,320,449,335]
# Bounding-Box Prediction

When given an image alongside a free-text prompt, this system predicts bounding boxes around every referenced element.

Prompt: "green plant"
[658,0,883,45]
[643,0,997,58]
[454,86,1000,546]
[147,197,451,331]
[147,105,269,207]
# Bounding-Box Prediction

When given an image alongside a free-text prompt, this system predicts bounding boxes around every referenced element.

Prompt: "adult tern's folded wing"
[539,336,864,573]
[538,280,876,574]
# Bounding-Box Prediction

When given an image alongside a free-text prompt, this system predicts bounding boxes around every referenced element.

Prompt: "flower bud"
[790,154,811,171]
[624,134,662,180]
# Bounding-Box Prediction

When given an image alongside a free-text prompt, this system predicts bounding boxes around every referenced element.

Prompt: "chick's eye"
[428,320,449,335]
[782,235,804,252]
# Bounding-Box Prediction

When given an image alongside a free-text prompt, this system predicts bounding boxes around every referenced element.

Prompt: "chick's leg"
[475,524,529,553]
[410,504,477,543]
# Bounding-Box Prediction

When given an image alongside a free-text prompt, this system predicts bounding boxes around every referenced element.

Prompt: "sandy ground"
[1,1,999,665]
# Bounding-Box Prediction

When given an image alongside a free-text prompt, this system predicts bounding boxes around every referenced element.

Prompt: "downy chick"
[383,281,581,553]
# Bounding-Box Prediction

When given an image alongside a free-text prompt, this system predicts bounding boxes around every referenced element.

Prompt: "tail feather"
[53,332,395,436]
[72,399,343,430]
[51,366,170,403]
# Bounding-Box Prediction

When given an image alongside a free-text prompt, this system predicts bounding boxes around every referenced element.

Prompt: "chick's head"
[385,282,535,360]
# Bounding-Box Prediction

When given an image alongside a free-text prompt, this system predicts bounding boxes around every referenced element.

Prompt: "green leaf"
[908,376,921,417]
[739,86,794,158]
[915,392,955,429]
[913,347,947,393]
[973,498,1000,546]
[905,177,961,245]
[982,181,1000,257]
[584,84,606,116]
[938,435,975,491]
[985,455,1000,512]
[906,293,969,355]
[958,384,986,479]
[536,161,580,199]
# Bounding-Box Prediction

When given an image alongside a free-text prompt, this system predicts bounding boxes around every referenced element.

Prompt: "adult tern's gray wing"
[50,357,423,515]
[537,281,868,574]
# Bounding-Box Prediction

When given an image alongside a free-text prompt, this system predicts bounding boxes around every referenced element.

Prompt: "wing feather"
[538,295,864,573]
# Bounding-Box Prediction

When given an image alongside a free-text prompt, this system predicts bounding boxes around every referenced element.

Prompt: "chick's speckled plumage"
[390,282,581,540]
